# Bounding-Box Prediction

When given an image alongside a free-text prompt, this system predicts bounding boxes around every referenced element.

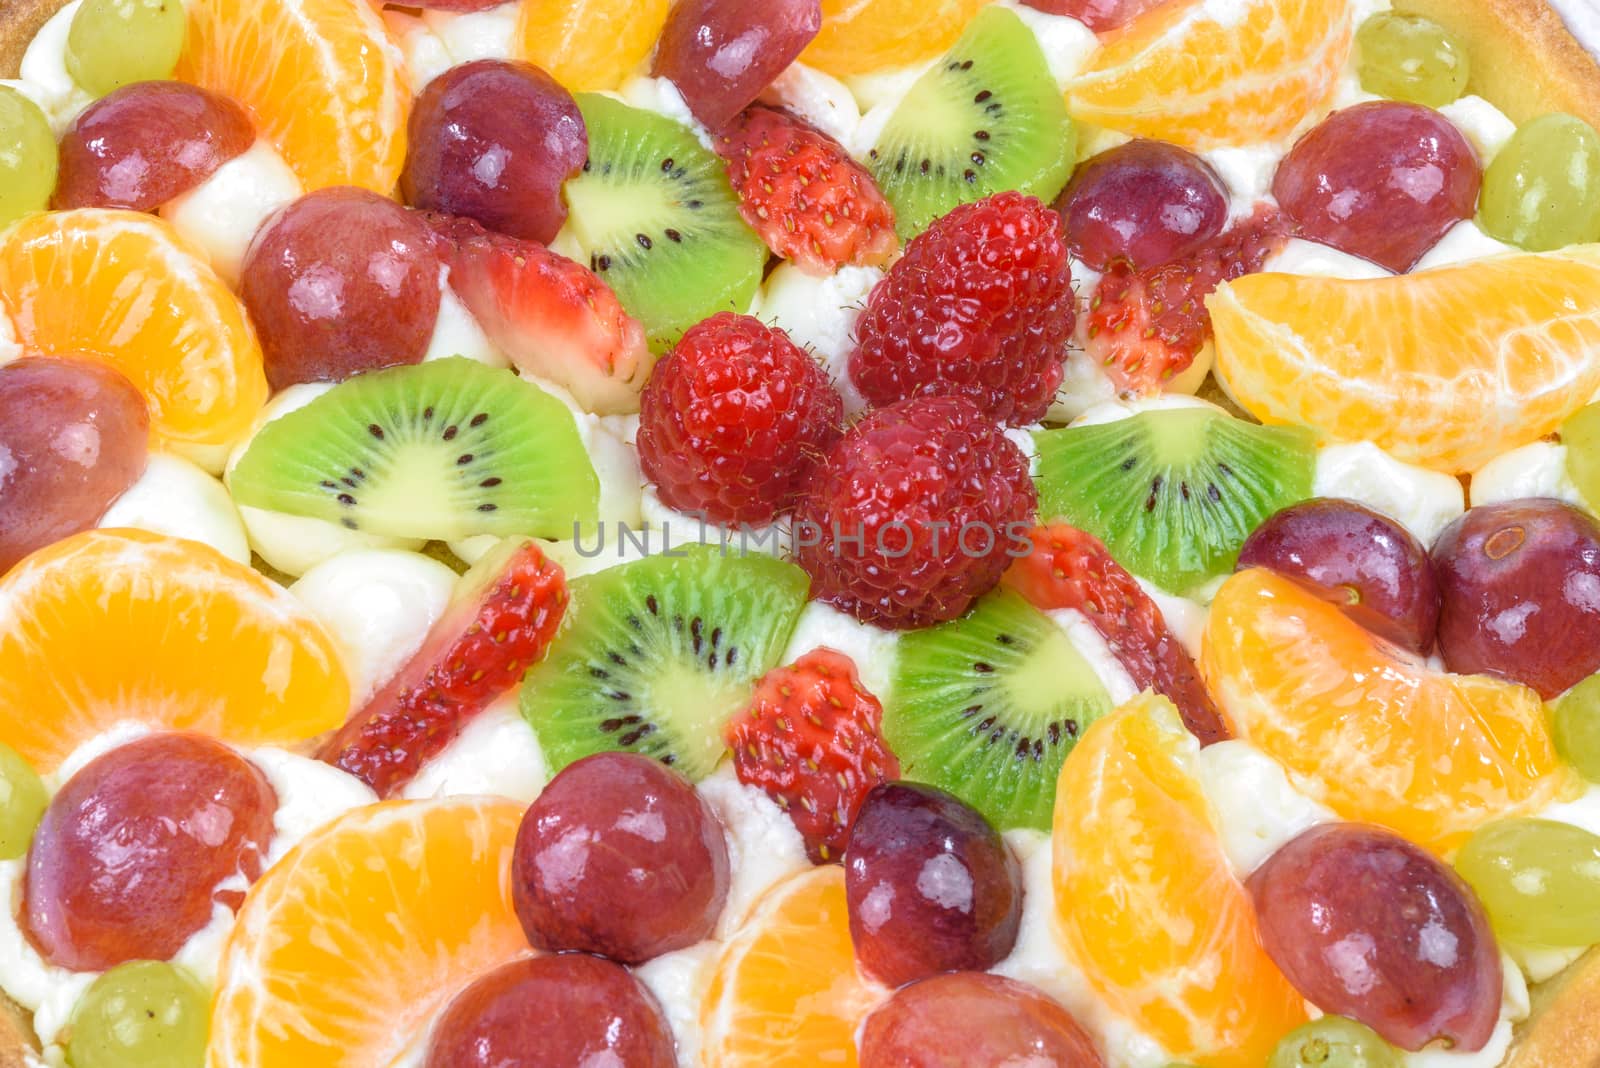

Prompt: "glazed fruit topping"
[1480,112,1600,252]
[850,192,1073,426]
[0,743,47,861]
[321,539,568,796]
[1269,1016,1402,1068]
[716,104,898,275]
[55,82,255,212]
[796,394,1037,630]
[1457,817,1600,950]
[67,960,210,1068]
[1055,139,1229,271]
[637,312,844,526]
[66,0,184,97]
[402,60,587,246]
[1003,523,1228,745]
[24,732,277,972]
[1356,12,1470,109]
[0,87,56,228]
[725,648,899,863]
[510,752,730,964]
[653,0,823,132]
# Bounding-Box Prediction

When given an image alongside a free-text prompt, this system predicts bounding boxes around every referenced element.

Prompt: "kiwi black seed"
[868,5,1075,240]
[228,357,599,542]
[560,93,767,354]
[1033,405,1317,596]
[886,589,1114,831]
[522,546,810,780]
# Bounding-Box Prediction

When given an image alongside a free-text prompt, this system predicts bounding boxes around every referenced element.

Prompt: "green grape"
[64,0,186,98]
[1268,1016,1402,1068]
[1456,818,1600,948]
[0,741,48,860]
[0,86,58,229]
[1356,12,1470,108]
[1479,113,1600,251]
[66,961,208,1068]
[1551,666,1600,782]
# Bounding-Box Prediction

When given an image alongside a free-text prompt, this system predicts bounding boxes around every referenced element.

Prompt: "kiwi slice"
[1034,407,1316,596]
[561,94,767,354]
[868,6,1075,240]
[522,546,810,780]
[886,589,1112,831]
[228,357,599,542]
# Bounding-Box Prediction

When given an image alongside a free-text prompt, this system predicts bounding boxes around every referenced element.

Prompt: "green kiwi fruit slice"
[522,546,810,780]
[1034,406,1317,596]
[868,6,1075,240]
[886,589,1112,831]
[228,357,599,542]
[561,94,767,354]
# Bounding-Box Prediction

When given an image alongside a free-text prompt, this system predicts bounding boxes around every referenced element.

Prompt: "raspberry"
[637,313,844,526]
[796,395,1037,630]
[848,192,1074,426]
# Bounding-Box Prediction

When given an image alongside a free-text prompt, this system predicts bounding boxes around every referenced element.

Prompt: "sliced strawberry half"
[425,213,652,415]
[319,538,569,796]
[1003,523,1230,746]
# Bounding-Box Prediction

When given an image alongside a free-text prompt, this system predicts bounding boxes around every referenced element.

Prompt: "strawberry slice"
[1087,204,1285,394]
[319,538,569,796]
[716,104,898,276]
[725,648,900,863]
[1003,523,1230,746]
[425,213,652,415]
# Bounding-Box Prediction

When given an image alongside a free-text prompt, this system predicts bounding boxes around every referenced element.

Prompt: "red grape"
[1272,102,1481,273]
[1021,0,1173,33]
[1055,139,1228,270]
[845,782,1022,988]
[53,81,253,212]
[400,60,586,246]
[0,356,148,574]
[1431,499,1600,699]
[652,0,823,132]
[860,972,1105,1068]
[409,0,503,9]
[424,955,676,1068]
[240,187,442,391]
[511,752,730,965]
[1237,498,1442,655]
[23,733,277,972]
[1248,823,1502,1053]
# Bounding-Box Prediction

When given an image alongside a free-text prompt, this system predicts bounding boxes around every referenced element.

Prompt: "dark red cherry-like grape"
[1055,139,1228,270]
[1021,0,1173,33]
[1238,498,1442,654]
[53,81,253,212]
[652,0,823,132]
[845,781,1022,988]
[24,733,277,972]
[1248,823,1502,1053]
[241,186,442,391]
[1272,101,1481,272]
[0,356,149,574]
[511,751,730,965]
[409,0,503,9]
[424,955,676,1068]
[1431,498,1600,699]
[400,60,586,246]
[860,972,1105,1068]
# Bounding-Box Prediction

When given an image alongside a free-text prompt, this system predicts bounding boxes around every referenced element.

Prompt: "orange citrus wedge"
[1201,569,1577,853]
[700,865,886,1068]
[209,797,528,1067]
[515,0,672,92]
[1210,245,1600,473]
[1052,693,1308,1067]
[0,210,268,472]
[800,0,991,78]
[0,529,348,774]
[1066,0,1351,148]
[177,0,409,194]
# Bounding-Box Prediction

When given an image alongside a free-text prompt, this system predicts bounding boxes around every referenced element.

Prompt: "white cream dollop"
[1,0,91,134]
[99,452,251,565]
[1265,238,1393,280]
[161,140,303,286]
[402,692,549,803]
[1194,739,1335,876]
[1414,220,1521,272]
[780,599,901,700]
[763,62,863,148]
[1314,440,1467,548]
[754,262,883,415]
[1470,441,1587,511]
[997,0,1099,90]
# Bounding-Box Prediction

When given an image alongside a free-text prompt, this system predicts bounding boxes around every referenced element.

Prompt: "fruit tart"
[3,0,1600,1067]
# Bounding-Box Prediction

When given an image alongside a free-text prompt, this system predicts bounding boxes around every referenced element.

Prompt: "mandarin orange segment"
[1052,693,1307,1068]
[0,529,348,773]
[515,0,672,92]
[208,797,527,1068]
[1201,568,1577,853]
[1066,0,1351,148]
[799,0,990,78]
[0,210,267,472]
[176,0,408,194]
[1210,245,1600,473]
[700,865,886,1068]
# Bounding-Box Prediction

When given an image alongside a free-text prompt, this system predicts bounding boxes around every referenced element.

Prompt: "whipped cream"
[1314,440,1467,547]
[753,262,882,416]
[402,692,549,803]
[99,452,251,565]
[1470,441,1587,511]
[0,0,90,134]
[161,140,303,286]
